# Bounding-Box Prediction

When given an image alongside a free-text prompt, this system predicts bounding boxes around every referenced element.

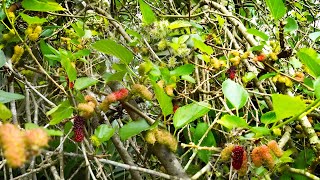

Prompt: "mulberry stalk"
[73,116,85,142]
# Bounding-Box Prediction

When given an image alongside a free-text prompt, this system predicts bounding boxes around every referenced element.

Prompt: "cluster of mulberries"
[11,45,24,64]
[251,140,283,169]
[100,88,129,111]
[0,123,50,168]
[25,24,42,41]
[73,116,85,142]
[145,128,178,152]
[131,84,153,101]
[77,95,98,119]
[220,144,248,175]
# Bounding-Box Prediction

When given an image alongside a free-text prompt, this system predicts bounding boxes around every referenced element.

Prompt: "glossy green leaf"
[297,48,320,77]
[272,94,306,122]
[45,129,63,136]
[19,13,47,25]
[314,77,320,99]
[168,20,192,29]
[119,120,150,140]
[48,101,73,125]
[261,111,277,124]
[265,0,286,20]
[0,50,5,68]
[192,38,213,55]
[242,72,256,83]
[217,115,249,129]
[0,90,25,103]
[151,80,173,116]
[74,77,98,90]
[173,101,211,129]
[309,32,320,42]
[139,0,156,25]
[250,45,264,51]
[250,127,271,137]
[222,79,249,110]
[194,123,216,163]
[284,17,298,32]
[170,64,194,76]
[92,39,134,65]
[21,0,65,12]
[247,28,269,41]
[95,124,115,142]
[0,103,12,121]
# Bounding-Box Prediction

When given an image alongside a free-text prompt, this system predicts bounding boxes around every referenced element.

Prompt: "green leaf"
[168,20,192,29]
[181,75,195,83]
[265,0,286,20]
[0,50,5,68]
[284,17,298,32]
[173,101,211,129]
[139,0,156,25]
[259,72,277,81]
[74,77,98,90]
[250,127,271,137]
[151,80,173,116]
[119,120,150,141]
[61,56,77,81]
[222,79,249,110]
[19,13,47,25]
[194,123,216,163]
[261,111,277,125]
[0,90,25,103]
[48,101,73,125]
[297,48,320,77]
[272,94,306,122]
[94,124,115,142]
[45,129,63,136]
[247,28,269,41]
[217,115,249,129]
[293,149,315,180]
[170,64,194,76]
[309,32,320,42]
[92,39,134,65]
[0,103,12,121]
[102,72,127,82]
[21,0,65,12]
[24,123,39,129]
[314,77,320,99]
[192,38,213,55]
[250,45,264,51]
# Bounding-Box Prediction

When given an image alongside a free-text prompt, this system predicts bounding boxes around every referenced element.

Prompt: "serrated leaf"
[74,77,98,90]
[92,39,134,65]
[0,50,5,68]
[0,90,25,103]
[173,101,211,129]
[48,101,73,125]
[250,127,271,137]
[297,48,320,77]
[284,17,298,32]
[21,0,65,12]
[119,120,150,140]
[19,13,47,25]
[272,94,306,122]
[0,103,12,121]
[170,64,194,76]
[192,38,213,55]
[217,115,249,129]
[261,111,277,124]
[151,80,173,116]
[309,32,320,42]
[95,124,115,142]
[265,0,286,20]
[247,28,269,41]
[222,79,249,110]
[139,0,156,25]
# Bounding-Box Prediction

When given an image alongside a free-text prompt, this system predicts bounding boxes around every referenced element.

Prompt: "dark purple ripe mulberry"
[232,145,244,170]
[73,116,85,142]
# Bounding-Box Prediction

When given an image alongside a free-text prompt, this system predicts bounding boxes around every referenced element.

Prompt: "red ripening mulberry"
[260,145,275,169]
[232,145,244,170]
[256,53,266,62]
[113,88,129,101]
[73,116,85,142]
[227,66,236,80]
[267,140,283,157]
[251,146,263,167]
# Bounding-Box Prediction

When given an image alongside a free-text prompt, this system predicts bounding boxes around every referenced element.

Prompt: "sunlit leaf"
[119,120,149,140]
[297,48,320,77]
[284,17,298,32]
[74,77,98,90]
[20,13,47,25]
[222,79,249,110]
[48,101,73,125]
[309,32,320,42]
[139,0,156,25]
[247,28,269,41]
[22,0,65,12]
[95,124,115,142]
[170,64,194,76]
[0,103,12,121]
[217,115,249,129]
[151,80,173,116]
[265,0,286,20]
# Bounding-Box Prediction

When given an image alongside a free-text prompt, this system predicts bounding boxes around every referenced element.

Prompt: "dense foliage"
[1,0,320,179]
